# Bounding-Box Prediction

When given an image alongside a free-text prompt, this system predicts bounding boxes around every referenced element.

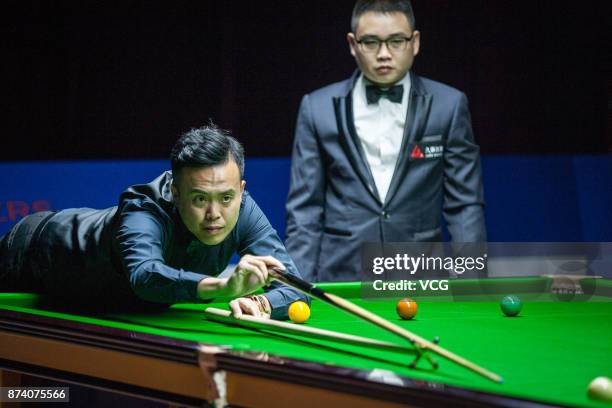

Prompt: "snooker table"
[0,278,611,407]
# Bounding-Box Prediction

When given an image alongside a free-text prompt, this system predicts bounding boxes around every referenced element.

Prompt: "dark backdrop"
[3,0,611,160]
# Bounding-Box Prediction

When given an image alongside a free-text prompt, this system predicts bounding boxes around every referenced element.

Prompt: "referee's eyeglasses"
[355,35,414,53]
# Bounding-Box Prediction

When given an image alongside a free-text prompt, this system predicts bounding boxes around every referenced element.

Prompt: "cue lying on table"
[204,307,415,353]
[269,268,503,384]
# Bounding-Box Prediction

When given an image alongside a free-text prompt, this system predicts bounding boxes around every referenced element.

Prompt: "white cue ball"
[587,376,612,402]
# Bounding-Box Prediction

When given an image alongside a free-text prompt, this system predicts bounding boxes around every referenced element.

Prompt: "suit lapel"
[333,73,381,204]
[385,73,433,205]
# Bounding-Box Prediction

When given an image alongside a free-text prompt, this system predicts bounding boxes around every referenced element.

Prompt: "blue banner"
[1,156,611,241]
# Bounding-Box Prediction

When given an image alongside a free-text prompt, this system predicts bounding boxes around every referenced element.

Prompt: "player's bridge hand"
[224,254,284,298]
[229,295,272,319]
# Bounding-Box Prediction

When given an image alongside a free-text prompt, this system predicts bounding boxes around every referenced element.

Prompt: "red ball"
[396,298,418,320]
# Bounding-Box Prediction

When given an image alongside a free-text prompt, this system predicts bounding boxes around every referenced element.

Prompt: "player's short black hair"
[170,122,245,181]
[351,0,416,32]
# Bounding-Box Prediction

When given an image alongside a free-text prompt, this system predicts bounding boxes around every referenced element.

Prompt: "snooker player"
[0,124,308,319]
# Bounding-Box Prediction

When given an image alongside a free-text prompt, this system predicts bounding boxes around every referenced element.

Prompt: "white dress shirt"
[352,73,411,202]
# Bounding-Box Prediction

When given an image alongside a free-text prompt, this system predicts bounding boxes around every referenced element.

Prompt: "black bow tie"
[365,84,403,104]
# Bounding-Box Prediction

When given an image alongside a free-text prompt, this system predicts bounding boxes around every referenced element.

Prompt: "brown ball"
[396,298,418,320]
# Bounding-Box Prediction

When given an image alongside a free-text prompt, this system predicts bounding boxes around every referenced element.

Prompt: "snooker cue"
[204,307,415,352]
[269,268,503,384]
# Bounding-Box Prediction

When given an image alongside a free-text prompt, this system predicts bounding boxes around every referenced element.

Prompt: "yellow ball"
[288,301,311,324]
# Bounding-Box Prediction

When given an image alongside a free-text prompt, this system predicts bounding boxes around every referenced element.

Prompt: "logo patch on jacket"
[410,144,443,159]
[410,145,424,158]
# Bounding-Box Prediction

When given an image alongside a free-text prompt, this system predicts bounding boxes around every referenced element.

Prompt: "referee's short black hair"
[351,0,416,32]
[170,123,245,181]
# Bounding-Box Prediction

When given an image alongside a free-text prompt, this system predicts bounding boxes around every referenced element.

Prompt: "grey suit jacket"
[285,71,486,282]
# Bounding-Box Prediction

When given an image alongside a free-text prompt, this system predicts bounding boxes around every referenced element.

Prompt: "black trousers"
[0,211,169,312]
[0,211,55,292]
